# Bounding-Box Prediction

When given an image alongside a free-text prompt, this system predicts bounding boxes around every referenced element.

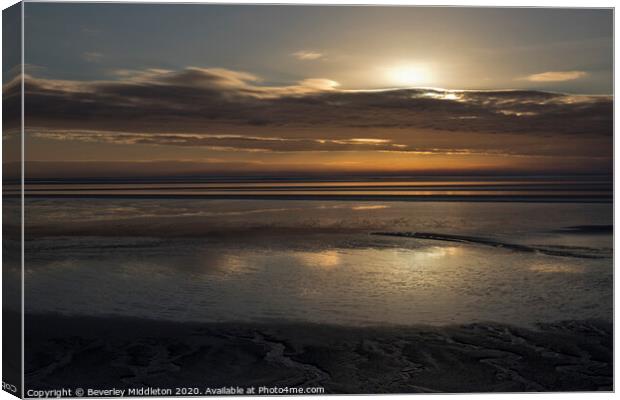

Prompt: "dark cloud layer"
[10,67,611,140]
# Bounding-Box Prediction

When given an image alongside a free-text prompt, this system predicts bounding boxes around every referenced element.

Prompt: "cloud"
[107,67,339,98]
[82,52,104,62]
[12,66,611,157]
[81,25,102,34]
[31,129,507,155]
[523,70,588,82]
[31,130,403,152]
[292,50,324,60]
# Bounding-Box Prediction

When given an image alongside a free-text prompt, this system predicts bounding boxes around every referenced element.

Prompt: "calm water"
[22,188,613,327]
[12,176,613,201]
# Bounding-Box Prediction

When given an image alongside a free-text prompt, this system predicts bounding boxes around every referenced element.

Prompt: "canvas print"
[2,3,613,397]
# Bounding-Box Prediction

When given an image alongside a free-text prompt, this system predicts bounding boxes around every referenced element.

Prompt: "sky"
[5,4,613,178]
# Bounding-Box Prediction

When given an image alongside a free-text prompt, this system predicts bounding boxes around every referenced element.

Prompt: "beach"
[25,313,612,393]
[18,191,613,393]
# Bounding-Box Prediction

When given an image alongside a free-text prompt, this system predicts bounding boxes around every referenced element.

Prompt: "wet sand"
[25,313,612,394]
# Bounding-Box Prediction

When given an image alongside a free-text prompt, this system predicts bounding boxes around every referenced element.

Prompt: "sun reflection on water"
[528,263,585,274]
[293,250,342,269]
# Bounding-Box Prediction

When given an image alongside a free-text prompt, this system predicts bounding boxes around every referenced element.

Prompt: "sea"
[14,175,612,327]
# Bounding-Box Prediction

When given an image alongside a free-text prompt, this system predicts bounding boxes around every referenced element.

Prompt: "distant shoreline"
[13,194,613,203]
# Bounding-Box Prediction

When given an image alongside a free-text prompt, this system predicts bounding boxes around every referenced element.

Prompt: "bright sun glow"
[386,65,431,87]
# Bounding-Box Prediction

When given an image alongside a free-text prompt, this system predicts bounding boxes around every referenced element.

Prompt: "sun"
[386,65,431,87]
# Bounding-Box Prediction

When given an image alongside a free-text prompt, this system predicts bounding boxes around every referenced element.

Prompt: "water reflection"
[293,250,342,269]
[412,245,460,260]
[351,205,389,211]
[528,263,585,274]
[23,200,612,327]
[24,238,612,327]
